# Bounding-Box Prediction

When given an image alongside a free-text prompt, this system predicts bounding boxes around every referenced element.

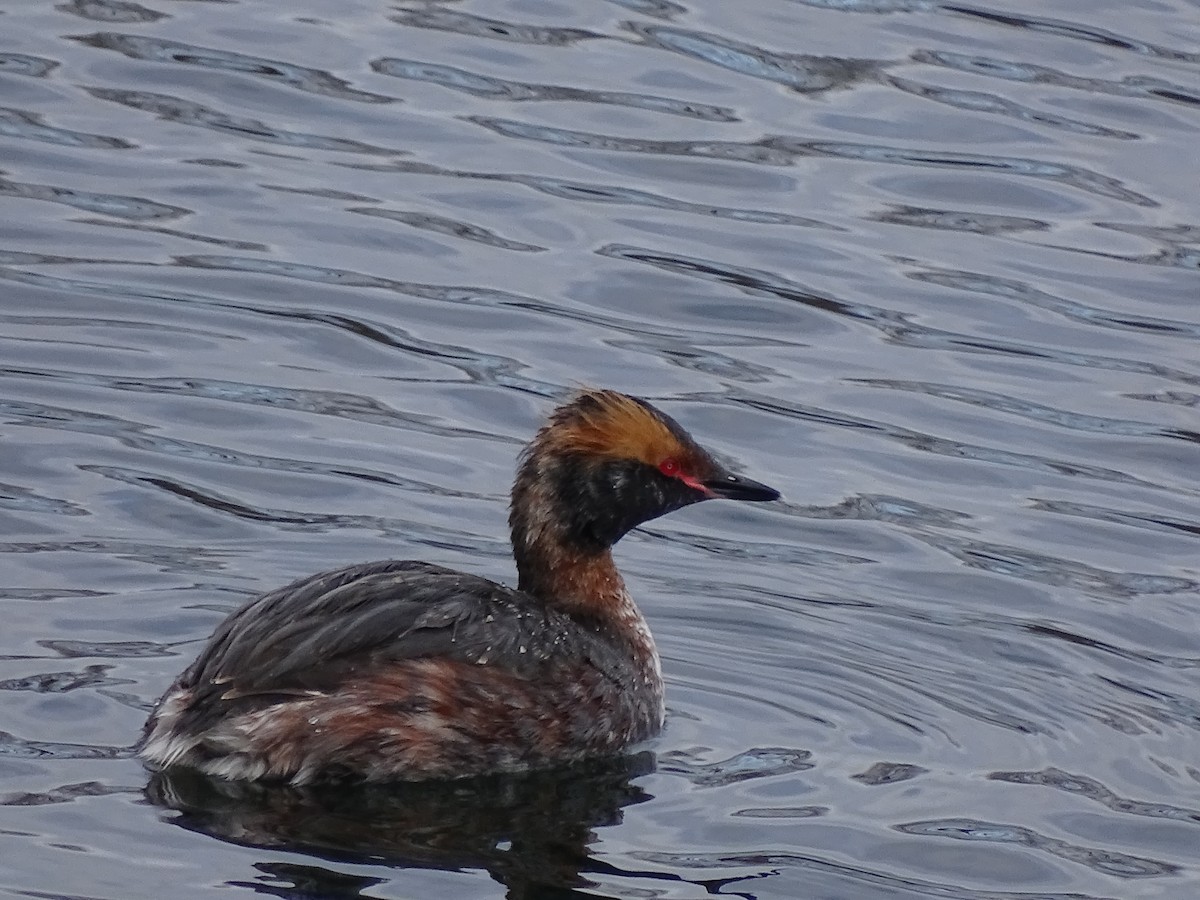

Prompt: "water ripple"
[349,207,549,252]
[1,1,1197,894]
[605,337,781,382]
[0,538,233,574]
[164,253,791,348]
[759,135,1157,206]
[0,263,786,403]
[3,369,504,440]
[0,107,134,150]
[0,730,131,761]
[915,49,1200,110]
[913,532,1198,600]
[1127,390,1199,408]
[641,525,874,568]
[886,76,1140,140]
[465,115,797,163]
[940,5,1200,64]
[852,378,1200,443]
[85,88,397,155]
[389,8,608,46]
[790,0,937,11]
[658,747,814,787]
[1040,241,1200,272]
[1,267,552,390]
[333,162,839,229]
[894,818,1180,879]
[0,388,493,500]
[0,53,59,78]
[131,434,493,500]
[1017,622,1191,668]
[1099,221,1200,249]
[598,244,1200,388]
[1029,499,1200,541]
[0,482,88,517]
[607,0,687,19]
[852,761,928,784]
[78,464,507,551]
[0,175,188,221]
[596,242,887,321]
[39,638,174,659]
[0,588,108,602]
[468,116,1158,206]
[0,780,136,807]
[634,849,1117,899]
[627,22,887,93]
[372,57,738,121]
[59,0,168,24]
[874,204,1050,235]
[812,492,974,529]
[1098,678,1200,734]
[732,805,827,818]
[905,264,1200,340]
[719,389,1187,495]
[70,32,394,103]
[71,217,269,251]
[0,665,130,694]
[990,767,1200,826]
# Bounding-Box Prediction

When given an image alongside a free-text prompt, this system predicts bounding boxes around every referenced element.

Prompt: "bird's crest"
[539,389,699,468]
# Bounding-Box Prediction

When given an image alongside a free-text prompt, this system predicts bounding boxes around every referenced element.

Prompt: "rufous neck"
[514,542,628,617]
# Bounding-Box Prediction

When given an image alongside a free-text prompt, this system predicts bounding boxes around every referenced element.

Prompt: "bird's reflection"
[146,752,656,899]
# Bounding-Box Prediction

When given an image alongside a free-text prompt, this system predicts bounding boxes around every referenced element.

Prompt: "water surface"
[1,0,1198,897]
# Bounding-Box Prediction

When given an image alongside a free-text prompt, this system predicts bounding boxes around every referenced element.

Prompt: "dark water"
[1,0,1198,897]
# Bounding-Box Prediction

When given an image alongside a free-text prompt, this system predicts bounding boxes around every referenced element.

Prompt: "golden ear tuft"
[544,389,692,467]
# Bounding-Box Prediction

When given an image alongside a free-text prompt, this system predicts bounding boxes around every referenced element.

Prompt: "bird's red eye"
[658,457,680,476]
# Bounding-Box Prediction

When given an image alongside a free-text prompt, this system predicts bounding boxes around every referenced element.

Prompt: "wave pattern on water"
[465,118,1159,206]
[1,0,1199,897]
[373,56,740,121]
[895,818,1179,879]
[70,32,396,103]
[85,88,400,155]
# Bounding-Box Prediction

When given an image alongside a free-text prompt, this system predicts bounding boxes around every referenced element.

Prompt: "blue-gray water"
[1,0,1197,897]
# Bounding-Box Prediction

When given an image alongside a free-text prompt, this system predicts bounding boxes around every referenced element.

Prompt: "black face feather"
[549,455,708,553]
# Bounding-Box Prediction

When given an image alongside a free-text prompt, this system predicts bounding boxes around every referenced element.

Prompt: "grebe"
[140,389,779,783]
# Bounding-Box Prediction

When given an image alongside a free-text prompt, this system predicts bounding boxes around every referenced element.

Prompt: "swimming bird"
[139,389,779,782]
